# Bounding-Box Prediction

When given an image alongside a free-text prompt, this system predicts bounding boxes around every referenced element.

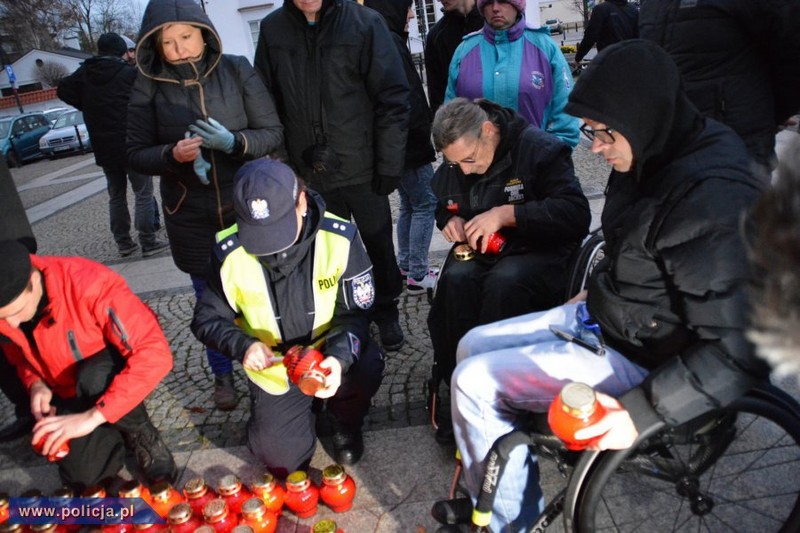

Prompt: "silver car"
[39,110,92,158]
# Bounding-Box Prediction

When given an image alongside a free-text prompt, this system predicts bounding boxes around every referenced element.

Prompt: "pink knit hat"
[477,0,526,15]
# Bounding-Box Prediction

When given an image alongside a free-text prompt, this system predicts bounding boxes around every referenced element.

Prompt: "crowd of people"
[1,0,799,531]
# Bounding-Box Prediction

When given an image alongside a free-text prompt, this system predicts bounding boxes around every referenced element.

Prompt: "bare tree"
[569,0,591,23]
[60,0,95,52]
[37,60,69,87]
[0,0,66,53]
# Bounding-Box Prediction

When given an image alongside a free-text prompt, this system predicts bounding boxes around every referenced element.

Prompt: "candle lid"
[150,481,173,501]
[202,499,228,522]
[193,526,215,533]
[250,473,276,492]
[559,382,597,417]
[132,524,155,531]
[240,497,266,517]
[321,464,346,484]
[81,485,106,498]
[231,526,253,533]
[217,474,242,496]
[51,487,74,499]
[0,493,8,507]
[118,480,145,499]
[313,520,338,533]
[184,477,208,498]
[29,525,56,532]
[168,503,194,525]
[1,524,24,532]
[285,470,310,490]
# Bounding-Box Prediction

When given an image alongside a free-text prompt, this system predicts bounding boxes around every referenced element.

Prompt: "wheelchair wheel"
[564,231,605,301]
[574,391,800,532]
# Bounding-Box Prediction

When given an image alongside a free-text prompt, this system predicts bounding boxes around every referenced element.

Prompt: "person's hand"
[172,132,203,163]
[32,408,106,457]
[372,174,400,196]
[193,151,212,185]
[442,216,467,244]
[29,380,54,421]
[566,289,588,305]
[188,117,235,154]
[242,342,277,371]
[574,392,638,450]
[314,357,342,399]
[464,206,513,253]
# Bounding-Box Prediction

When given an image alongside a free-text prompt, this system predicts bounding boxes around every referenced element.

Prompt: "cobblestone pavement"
[0,144,610,470]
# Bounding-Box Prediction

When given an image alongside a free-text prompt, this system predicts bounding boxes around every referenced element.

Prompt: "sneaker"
[122,421,177,484]
[118,242,139,257]
[407,271,438,295]
[377,319,404,351]
[431,497,473,525]
[213,373,238,411]
[141,240,170,257]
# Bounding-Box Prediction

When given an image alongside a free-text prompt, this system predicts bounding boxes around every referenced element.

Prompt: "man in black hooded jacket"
[432,40,767,531]
[574,0,638,67]
[58,33,167,258]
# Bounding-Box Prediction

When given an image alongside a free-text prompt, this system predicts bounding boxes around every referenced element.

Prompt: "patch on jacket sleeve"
[350,272,375,310]
[214,233,243,263]
[321,216,356,241]
[348,332,361,361]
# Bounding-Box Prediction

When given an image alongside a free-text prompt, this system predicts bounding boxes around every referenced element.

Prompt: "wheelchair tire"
[564,231,605,301]
[574,389,800,532]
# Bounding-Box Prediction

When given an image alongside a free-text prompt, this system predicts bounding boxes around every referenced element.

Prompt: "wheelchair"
[460,230,800,532]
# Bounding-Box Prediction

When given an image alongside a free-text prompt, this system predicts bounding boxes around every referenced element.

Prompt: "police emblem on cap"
[250,199,270,220]
[351,272,375,310]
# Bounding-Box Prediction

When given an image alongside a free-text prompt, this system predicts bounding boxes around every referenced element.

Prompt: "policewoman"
[191,159,384,477]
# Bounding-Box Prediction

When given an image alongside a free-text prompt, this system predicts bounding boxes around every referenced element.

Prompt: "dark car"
[0,113,51,168]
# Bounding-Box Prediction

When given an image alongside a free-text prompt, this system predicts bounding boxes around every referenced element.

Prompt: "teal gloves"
[193,152,211,185]
[189,117,235,154]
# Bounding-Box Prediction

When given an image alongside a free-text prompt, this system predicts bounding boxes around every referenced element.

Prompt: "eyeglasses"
[446,132,482,168]
[580,123,616,144]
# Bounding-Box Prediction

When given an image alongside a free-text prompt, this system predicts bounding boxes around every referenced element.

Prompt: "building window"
[249,20,260,51]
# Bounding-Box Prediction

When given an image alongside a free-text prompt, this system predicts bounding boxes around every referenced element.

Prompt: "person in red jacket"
[0,240,176,491]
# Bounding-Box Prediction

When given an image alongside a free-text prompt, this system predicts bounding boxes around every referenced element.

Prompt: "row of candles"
[0,466,356,533]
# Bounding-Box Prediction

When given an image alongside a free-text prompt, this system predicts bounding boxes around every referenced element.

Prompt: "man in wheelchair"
[432,40,770,531]
[427,98,591,443]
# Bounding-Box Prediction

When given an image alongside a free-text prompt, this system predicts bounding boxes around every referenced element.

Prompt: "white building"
[201,0,544,61]
[0,49,90,93]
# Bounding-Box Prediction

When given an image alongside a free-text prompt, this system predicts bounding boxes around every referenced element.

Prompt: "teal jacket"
[445,18,579,147]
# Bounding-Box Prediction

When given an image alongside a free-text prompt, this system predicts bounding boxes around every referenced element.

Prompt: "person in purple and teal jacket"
[445,0,579,148]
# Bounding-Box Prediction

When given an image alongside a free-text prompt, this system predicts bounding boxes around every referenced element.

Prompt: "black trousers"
[319,183,403,323]
[52,348,152,490]
[428,248,567,387]
[0,353,29,418]
[246,340,385,478]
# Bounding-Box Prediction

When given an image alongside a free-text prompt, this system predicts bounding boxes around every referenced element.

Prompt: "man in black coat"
[639,0,800,181]
[424,0,483,113]
[58,33,167,258]
[0,157,35,442]
[254,0,410,352]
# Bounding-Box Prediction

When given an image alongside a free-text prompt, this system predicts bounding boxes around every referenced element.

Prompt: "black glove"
[373,174,400,196]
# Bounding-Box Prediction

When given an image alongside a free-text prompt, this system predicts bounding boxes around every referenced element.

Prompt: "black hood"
[565,39,703,179]
[478,98,529,163]
[364,0,412,36]
[135,0,222,82]
[82,56,130,86]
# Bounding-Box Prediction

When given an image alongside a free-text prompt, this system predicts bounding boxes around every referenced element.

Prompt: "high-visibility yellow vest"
[215,212,355,347]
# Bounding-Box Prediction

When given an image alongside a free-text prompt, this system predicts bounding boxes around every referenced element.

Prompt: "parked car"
[42,107,70,125]
[39,110,92,158]
[0,113,51,168]
[546,18,563,35]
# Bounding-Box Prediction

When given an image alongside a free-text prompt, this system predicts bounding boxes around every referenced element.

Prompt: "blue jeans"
[396,163,436,281]
[451,304,649,532]
[103,166,157,247]
[191,276,234,377]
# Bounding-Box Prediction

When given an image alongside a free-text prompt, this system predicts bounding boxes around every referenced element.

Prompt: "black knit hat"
[97,33,127,57]
[0,240,32,307]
